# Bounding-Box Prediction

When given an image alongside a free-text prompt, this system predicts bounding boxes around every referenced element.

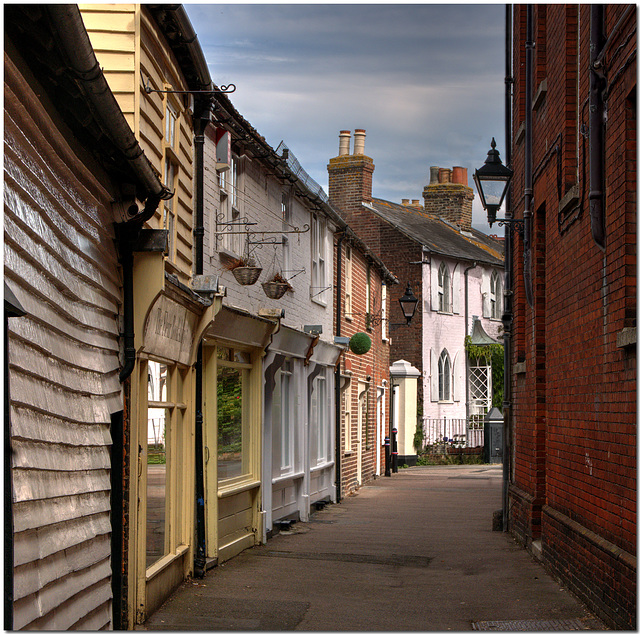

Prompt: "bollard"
[391,428,398,473]
[384,436,391,477]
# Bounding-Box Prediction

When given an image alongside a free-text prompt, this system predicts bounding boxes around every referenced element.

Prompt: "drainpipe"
[463,261,478,424]
[192,104,214,578]
[334,233,345,503]
[590,5,606,249]
[502,3,514,532]
[523,4,534,308]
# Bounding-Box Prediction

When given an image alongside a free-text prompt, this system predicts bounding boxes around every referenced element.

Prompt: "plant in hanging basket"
[224,256,262,286]
[349,332,372,355]
[261,273,292,300]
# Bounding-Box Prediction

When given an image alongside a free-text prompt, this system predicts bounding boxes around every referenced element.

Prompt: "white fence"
[421,417,484,449]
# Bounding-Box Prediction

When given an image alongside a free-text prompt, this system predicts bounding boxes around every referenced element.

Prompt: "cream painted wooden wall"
[80,4,195,285]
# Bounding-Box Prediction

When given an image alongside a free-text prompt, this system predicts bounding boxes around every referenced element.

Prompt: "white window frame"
[381,282,388,341]
[280,360,293,472]
[314,375,328,464]
[311,214,328,305]
[344,245,353,320]
[343,381,352,453]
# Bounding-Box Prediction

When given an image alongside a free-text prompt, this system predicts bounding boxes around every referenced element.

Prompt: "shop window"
[280,360,293,471]
[312,375,328,464]
[146,359,186,569]
[216,346,252,482]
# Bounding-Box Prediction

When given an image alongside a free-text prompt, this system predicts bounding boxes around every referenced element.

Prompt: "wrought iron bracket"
[141,74,236,95]
[493,218,525,237]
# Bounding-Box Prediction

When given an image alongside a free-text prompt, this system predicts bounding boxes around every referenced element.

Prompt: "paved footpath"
[140,465,607,631]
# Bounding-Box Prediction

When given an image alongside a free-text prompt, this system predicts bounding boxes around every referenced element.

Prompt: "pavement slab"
[139,465,607,631]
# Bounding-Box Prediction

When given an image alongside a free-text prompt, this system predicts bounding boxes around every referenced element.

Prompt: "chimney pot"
[353,129,366,155]
[429,166,440,185]
[412,200,421,207]
[339,130,351,156]
[452,166,467,185]
[402,199,410,206]
[439,168,451,184]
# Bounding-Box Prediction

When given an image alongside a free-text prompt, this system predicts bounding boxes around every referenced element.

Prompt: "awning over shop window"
[200,305,277,350]
[267,325,315,360]
[309,339,342,367]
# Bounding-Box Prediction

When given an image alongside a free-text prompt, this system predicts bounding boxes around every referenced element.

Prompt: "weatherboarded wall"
[5,51,121,630]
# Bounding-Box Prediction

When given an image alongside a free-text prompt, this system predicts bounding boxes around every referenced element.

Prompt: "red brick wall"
[334,235,391,496]
[510,5,636,629]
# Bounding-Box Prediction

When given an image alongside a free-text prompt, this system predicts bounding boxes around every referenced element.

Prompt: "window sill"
[217,477,261,498]
[146,543,189,581]
[310,460,334,473]
[617,327,636,348]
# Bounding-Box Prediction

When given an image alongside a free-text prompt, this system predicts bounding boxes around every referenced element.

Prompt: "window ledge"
[146,544,189,581]
[218,478,261,498]
[617,327,636,348]
[514,361,527,374]
[532,78,547,111]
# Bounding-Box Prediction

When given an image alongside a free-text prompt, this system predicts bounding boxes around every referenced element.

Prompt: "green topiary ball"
[349,332,372,355]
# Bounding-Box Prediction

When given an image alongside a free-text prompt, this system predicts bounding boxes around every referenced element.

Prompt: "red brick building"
[508,5,636,629]
[334,223,397,497]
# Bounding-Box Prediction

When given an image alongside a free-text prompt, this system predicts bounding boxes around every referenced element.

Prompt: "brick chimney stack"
[327,129,375,219]
[422,165,474,230]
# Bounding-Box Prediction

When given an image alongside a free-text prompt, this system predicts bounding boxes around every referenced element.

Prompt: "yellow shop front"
[199,306,278,566]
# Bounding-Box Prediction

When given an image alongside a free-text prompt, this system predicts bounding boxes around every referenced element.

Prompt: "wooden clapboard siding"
[82,5,195,285]
[79,4,137,132]
[5,50,121,631]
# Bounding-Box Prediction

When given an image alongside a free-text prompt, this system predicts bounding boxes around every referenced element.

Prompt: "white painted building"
[201,95,344,545]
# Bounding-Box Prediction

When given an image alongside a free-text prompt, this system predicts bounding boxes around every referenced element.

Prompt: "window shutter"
[430,262,439,311]
[430,349,439,401]
[452,266,461,314]
[481,269,491,318]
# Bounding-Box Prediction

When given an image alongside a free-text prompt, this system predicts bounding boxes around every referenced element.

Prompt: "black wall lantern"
[398,283,418,326]
[473,138,513,227]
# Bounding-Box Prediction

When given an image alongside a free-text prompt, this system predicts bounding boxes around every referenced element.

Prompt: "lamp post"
[397,283,418,327]
[474,136,515,533]
[473,138,520,233]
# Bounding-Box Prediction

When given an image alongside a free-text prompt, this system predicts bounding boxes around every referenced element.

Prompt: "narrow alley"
[140,465,605,631]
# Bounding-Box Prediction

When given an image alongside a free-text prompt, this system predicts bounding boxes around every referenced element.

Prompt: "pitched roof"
[366,198,504,267]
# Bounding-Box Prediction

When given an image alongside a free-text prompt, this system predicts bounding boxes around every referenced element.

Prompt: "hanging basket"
[232,266,262,286]
[262,281,290,299]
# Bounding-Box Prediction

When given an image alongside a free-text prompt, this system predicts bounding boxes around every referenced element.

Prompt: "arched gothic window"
[438,349,452,401]
[438,262,451,313]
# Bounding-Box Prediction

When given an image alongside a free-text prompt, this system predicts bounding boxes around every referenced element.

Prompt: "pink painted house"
[328,130,505,460]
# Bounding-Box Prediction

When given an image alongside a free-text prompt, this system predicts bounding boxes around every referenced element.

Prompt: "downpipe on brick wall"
[502,3,514,532]
[523,4,534,309]
[589,5,606,250]
[334,232,345,503]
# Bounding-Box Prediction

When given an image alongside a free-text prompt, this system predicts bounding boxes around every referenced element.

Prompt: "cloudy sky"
[184,3,508,236]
